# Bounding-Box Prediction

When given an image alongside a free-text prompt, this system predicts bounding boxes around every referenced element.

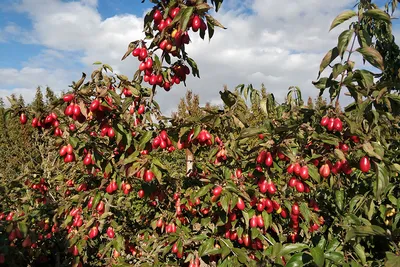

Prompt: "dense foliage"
[0,0,399,266]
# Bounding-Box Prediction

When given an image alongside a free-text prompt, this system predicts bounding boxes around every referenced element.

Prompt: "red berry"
[299,166,309,180]
[359,156,371,173]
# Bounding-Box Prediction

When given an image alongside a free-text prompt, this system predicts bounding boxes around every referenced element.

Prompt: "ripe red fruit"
[139,62,146,71]
[235,168,242,178]
[258,134,264,140]
[327,118,335,131]
[340,143,349,153]
[256,201,265,212]
[31,117,39,127]
[156,218,163,228]
[139,48,148,60]
[108,128,115,138]
[144,170,155,182]
[340,159,351,174]
[59,146,67,157]
[333,118,343,132]
[288,177,297,187]
[291,203,300,215]
[287,163,294,174]
[265,152,273,167]
[192,15,201,32]
[243,235,250,247]
[138,189,145,198]
[250,215,258,228]
[63,94,74,102]
[107,227,115,238]
[267,182,277,194]
[6,212,14,221]
[89,226,99,239]
[256,150,267,164]
[138,105,145,115]
[299,166,309,180]
[293,163,301,175]
[73,104,81,117]
[145,57,153,69]
[20,113,27,124]
[351,135,360,143]
[280,208,288,218]
[170,7,180,18]
[212,186,222,197]
[236,197,245,210]
[132,47,141,57]
[64,104,74,116]
[66,144,73,155]
[90,99,100,111]
[256,215,264,228]
[64,154,75,163]
[319,164,331,178]
[295,182,305,193]
[71,245,79,256]
[96,201,105,212]
[69,123,76,132]
[359,156,371,173]
[153,9,162,24]
[320,116,329,127]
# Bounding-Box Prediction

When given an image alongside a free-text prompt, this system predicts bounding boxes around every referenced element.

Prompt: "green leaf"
[330,10,357,31]
[196,184,213,198]
[198,237,214,257]
[232,248,248,264]
[308,164,320,183]
[318,47,339,77]
[385,252,400,267]
[150,165,162,183]
[180,7,195,32]
[375,162,390,201]
[324,252,344,264]
[311,247,325,267]
[363,142,382,160]
[242,211,250,229]
[364,9,391,24]
[278,243,309,256]
[337,29,354,57]
[286,253,312,267]
[299,202,312,223]
[354,244,367,265]
[357,47,385,71]
[69,136,79,148]
[345,225,386,242]
[18,221,28,237]
[354,69,374,90]
[138,131,153,150]
[335,190,345,211]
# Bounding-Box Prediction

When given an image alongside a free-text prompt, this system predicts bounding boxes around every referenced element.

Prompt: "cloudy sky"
[0,0,395,114]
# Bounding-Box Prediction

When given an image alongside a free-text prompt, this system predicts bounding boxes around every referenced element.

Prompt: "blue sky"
[0,0,398,113]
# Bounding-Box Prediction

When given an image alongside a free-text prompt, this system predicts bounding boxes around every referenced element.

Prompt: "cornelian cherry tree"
[1,0,400,266]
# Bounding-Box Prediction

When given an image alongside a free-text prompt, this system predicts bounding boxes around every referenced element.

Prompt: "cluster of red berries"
[105,180,118,194]
[256,150,274,167]
[59,144,75,163]
[152,130,175,152]
[30,112,63,136]
[320,116,343,132]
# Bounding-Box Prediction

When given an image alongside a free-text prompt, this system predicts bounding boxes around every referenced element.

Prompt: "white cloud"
[0,0,369,113]
[0,22,36,43]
